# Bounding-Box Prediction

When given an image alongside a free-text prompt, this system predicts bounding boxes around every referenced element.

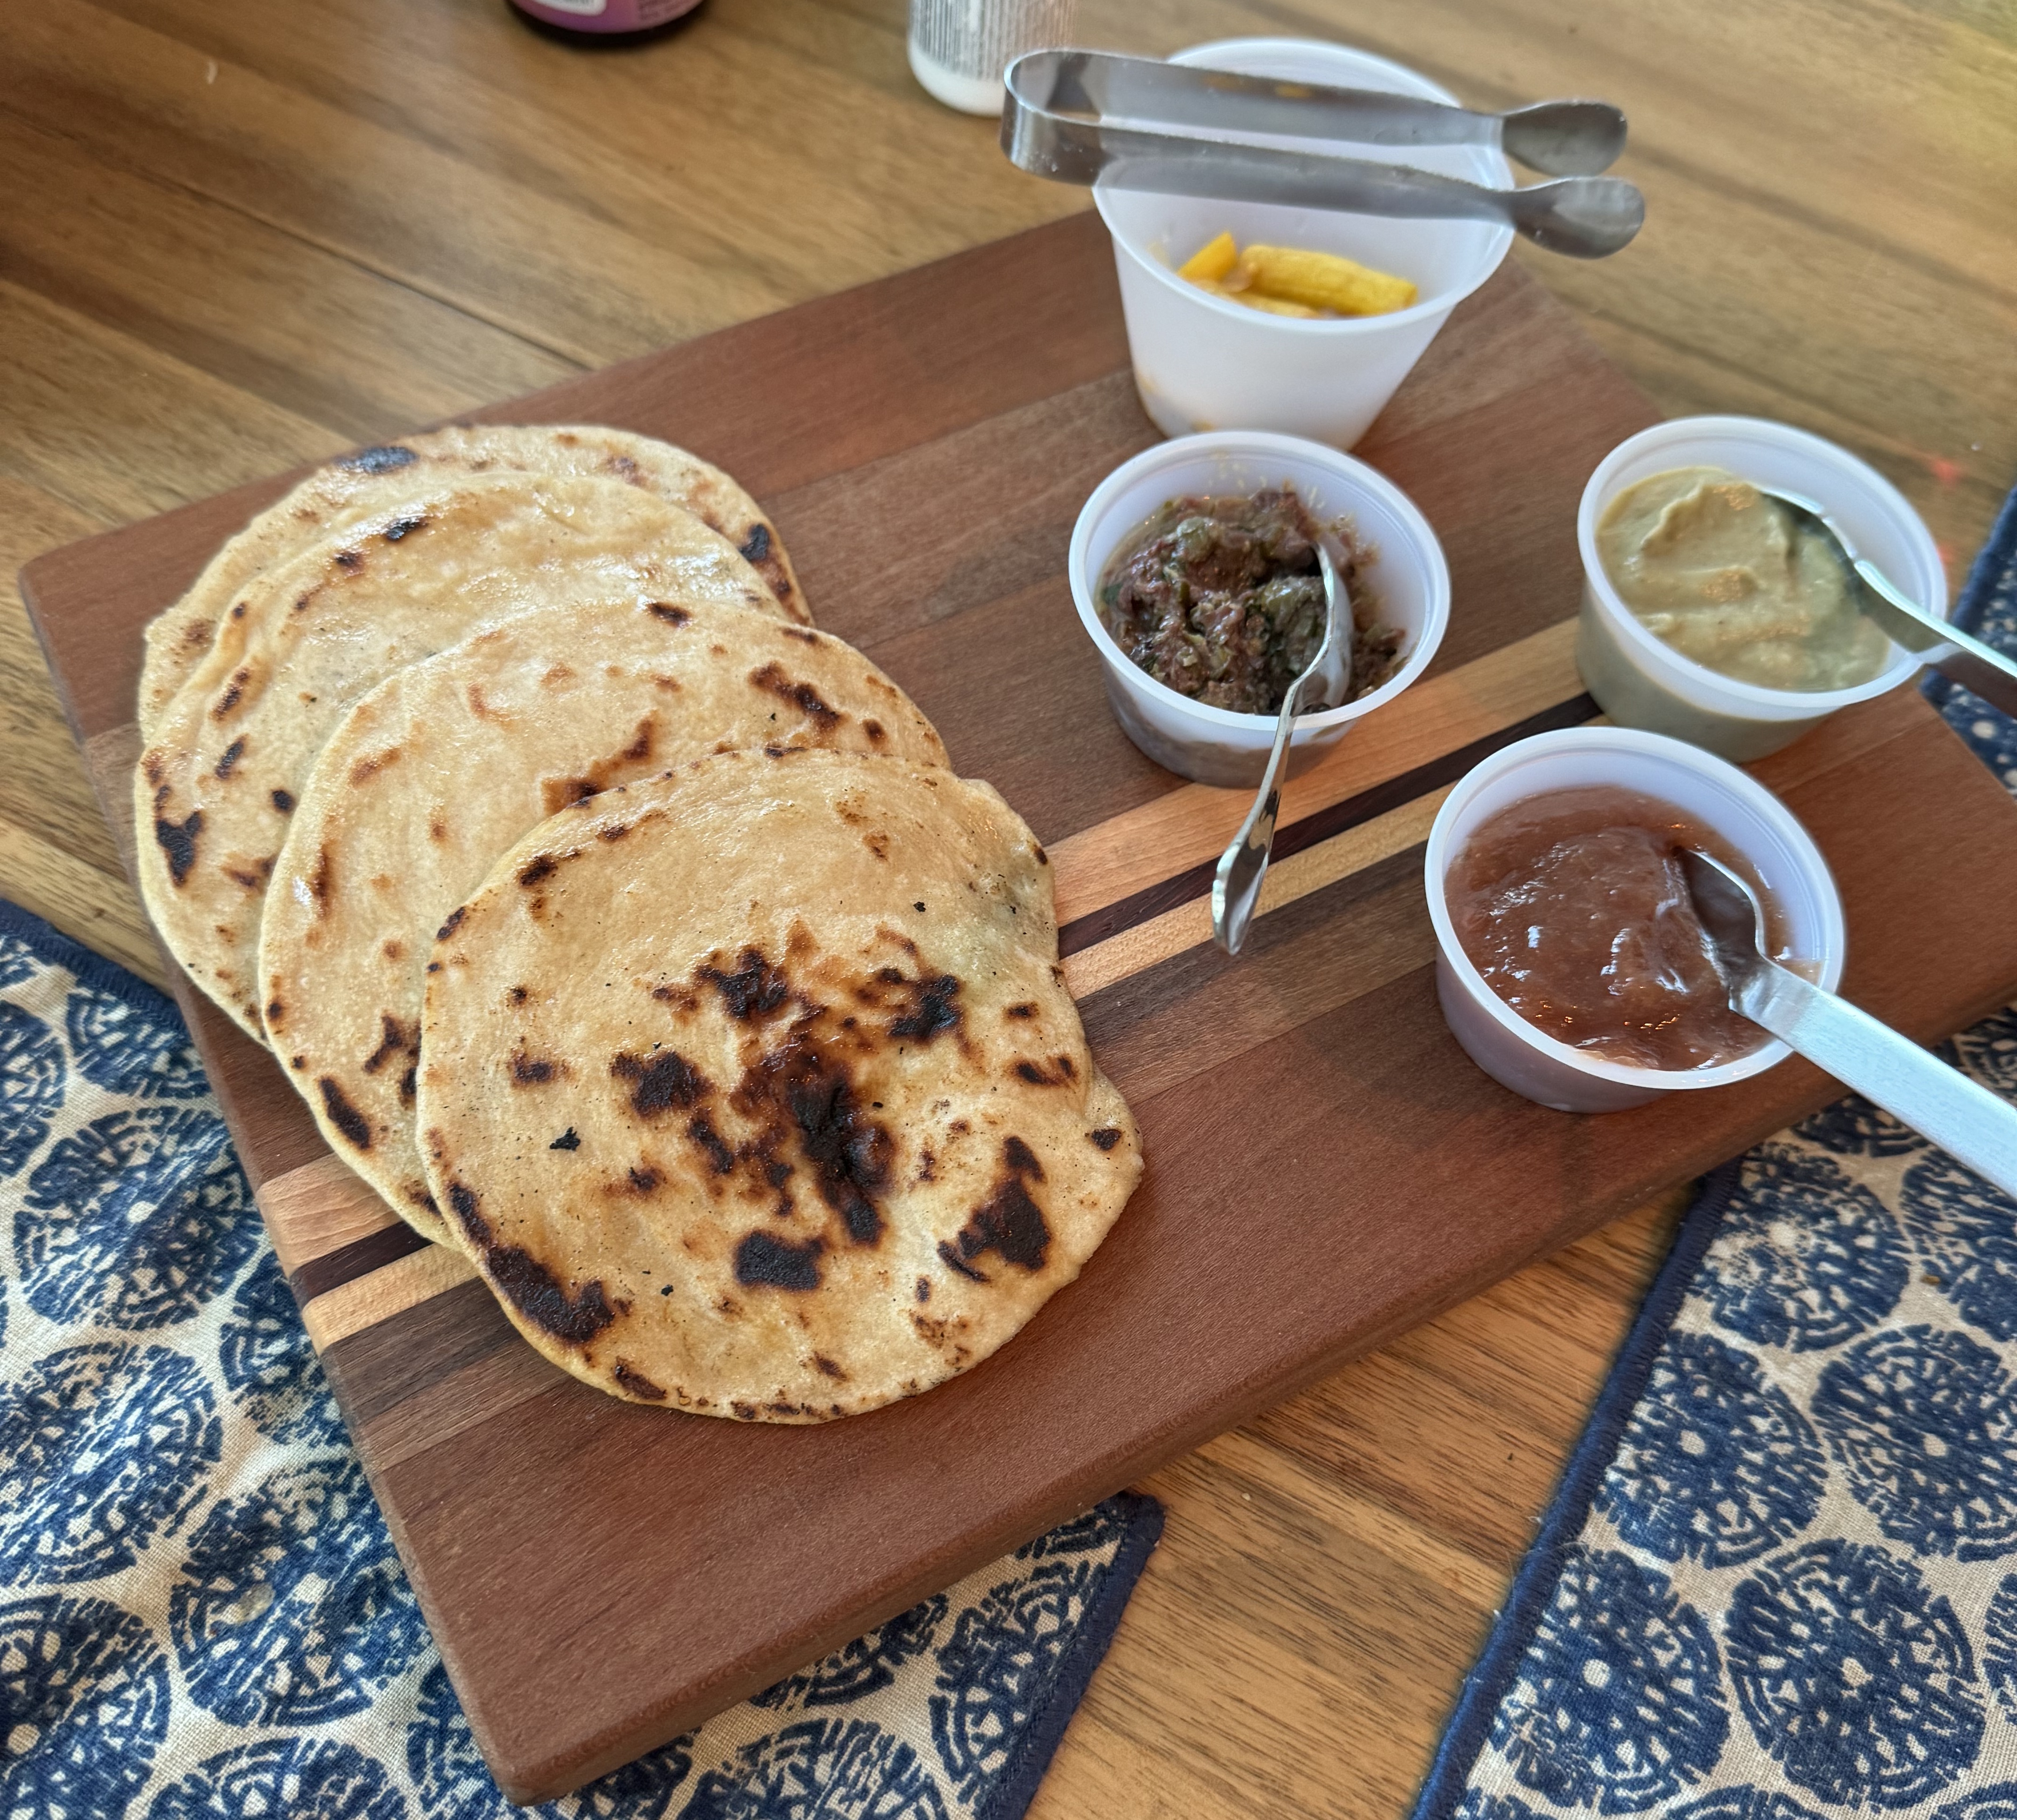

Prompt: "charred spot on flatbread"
[363,1014,419,1076]
[153,810,203,886]
[733,1025,893,1245]
[686,1116,736,1176]
[485,1246,618,1343]
[612,1049,710,1116]
[614,1361,668,1400]
[734,1230,823,1291]
[318,1076,372,1150]
[888,973,961,1043]
[446,1179,488,1244]
[699,947,795,1022]
[937,1137,1050,1283]
[749,662,839,728]
[338,443,420,475]
[446,1176,620,1344]
[538,716,658,815]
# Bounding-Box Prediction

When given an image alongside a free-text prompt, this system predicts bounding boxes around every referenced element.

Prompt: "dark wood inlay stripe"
[290,1220,434,1305]
[322,1278,535,1430]
[1056,691,1599,958]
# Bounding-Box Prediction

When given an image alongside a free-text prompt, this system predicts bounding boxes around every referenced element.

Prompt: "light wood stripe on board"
[300,1240,478,1352]
[1059,785,1453,1001]
[1047,616,1579,927]
[259,1152,404,1274]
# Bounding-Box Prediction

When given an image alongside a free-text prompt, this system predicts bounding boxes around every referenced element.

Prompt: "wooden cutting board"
[23,211,2017,1804]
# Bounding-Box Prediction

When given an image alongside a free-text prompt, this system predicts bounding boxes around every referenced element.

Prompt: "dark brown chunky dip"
[1097,486,1402,716]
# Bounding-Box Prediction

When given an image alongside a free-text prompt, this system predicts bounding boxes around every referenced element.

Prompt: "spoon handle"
[1853,560,2017,720]
[1211,543,1349,956]
[1736,962,2017,1196]
[1211,675,1301,957]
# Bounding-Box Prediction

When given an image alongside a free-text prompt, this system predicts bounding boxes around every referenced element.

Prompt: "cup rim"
[1576,414,1948,716]
[1093,37,1515,337]
[1424,725,1847,1091]
[1068,429,1452,735]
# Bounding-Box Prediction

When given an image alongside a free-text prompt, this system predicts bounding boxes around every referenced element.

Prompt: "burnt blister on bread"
[612,1049,710,1116]
[733,1230,825,1291]
[337,443,420,475]
[936,1138,1051,1284]
[748,662,840,728]
[318,1076,372,1150]
[447,1176,620,1344]
[153,809,203,885]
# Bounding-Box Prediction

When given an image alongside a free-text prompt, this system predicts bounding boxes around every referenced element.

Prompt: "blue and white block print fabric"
[1419,481,2017,1820]
[0,902,1162,1820]
[1424,1047,2017,1820]
[1927,481,2017,800]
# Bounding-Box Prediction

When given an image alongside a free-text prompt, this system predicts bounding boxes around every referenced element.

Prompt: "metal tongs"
[1003,50,1645,259]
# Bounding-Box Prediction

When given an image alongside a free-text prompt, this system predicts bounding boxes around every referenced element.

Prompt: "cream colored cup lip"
[1094,38,1515,338]
[1576,415,1949,718]
[1424,726,1848,1093]
[1067,429,1451,737]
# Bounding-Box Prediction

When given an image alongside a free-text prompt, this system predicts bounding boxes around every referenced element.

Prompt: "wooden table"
[4,2,2012,1813]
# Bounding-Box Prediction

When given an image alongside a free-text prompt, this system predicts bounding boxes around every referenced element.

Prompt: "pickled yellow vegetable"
[1192,276,1319,318]
[1177,230,1239,283]
[1239,244,1418,316]
[1177,230,1418,319]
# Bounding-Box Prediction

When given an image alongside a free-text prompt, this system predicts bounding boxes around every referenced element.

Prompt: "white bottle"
[906,0,1077,117]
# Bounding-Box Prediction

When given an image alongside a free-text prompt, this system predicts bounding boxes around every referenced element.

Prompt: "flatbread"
[260,604,948,1242]
[136,474,782,1040]
[138,423,805,738]
[418,748,1140,1419]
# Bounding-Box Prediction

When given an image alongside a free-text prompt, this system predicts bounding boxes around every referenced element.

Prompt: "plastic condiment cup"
[1577,416,1948,761]
[1095,38,1514,449]
[1424,726,1846,1114]
[1070,430,1450,787]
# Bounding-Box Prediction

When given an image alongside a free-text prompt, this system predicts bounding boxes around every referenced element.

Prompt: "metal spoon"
[1680,849,2017,1195]
[1004,54,1645,260]
[1008,51,1628,176]
[1759,485,2017,719]
[1211,544,1353,956]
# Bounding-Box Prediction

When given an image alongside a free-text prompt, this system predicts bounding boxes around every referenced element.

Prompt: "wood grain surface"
[5,0,2014,1813]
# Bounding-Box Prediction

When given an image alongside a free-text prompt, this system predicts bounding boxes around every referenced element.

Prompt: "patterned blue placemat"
[0,898,1163,1820]
[1927,482,2017,791]
[1414,478,2017,1820]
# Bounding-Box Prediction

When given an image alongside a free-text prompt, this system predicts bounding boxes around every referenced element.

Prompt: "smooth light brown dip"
[1450,785,1786,1071]
[1597,465,1890,691]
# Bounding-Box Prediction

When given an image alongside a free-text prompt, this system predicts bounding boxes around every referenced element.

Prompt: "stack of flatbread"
[134,424,1141,1421]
